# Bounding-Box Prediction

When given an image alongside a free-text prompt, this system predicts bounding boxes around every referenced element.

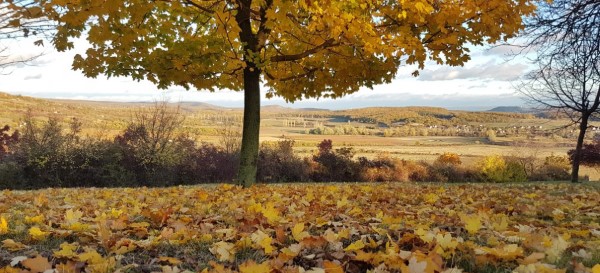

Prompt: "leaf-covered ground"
[0,183,599,273]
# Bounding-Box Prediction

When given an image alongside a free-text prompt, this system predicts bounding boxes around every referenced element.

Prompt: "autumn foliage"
[0,183,598,273]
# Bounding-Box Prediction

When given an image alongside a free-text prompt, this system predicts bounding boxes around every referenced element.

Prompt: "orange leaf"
[323,260,344,273]
[21,255,52,273]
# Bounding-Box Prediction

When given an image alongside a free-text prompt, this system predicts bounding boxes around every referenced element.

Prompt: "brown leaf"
[21,255,52,273]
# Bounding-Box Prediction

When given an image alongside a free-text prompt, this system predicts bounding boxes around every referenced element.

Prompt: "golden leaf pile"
[0,183,598,273]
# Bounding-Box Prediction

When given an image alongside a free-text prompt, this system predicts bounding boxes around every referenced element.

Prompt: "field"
[0,183,599,273]
[3,92,599,181]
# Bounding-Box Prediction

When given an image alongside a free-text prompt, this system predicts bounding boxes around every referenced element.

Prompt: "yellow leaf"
[423,193,439,204]
[460,214,482,235]
[54,242,79,259]
[436,233,458,250]
[65,209,83,225]
[344,240,365,252]
[292,223,309,242]
[158,256,182,265]
[1,239,27,252]
[251,230,274,254]
[238,260,271,273]
[25,215,45,225]
[210,241,236,262]
[0,265,20,273]
[78,249,105,264]
[0,217,8,235]
[323,260,344,273]
[261,203,280,224]
[28,227,49,241]
[592,264,600,273]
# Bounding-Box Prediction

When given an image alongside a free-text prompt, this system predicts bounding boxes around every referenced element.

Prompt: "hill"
[0,92,545,133]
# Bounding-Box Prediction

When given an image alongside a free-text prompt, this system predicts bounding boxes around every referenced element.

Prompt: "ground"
[0,183,599,273]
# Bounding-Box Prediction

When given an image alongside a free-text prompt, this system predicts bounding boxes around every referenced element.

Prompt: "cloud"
[481,45,522,57]
[418,61,528,81]
[24,74,42,80]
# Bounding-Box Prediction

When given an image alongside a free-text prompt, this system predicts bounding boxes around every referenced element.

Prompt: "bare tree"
[519,0,600,182]
[0,0,54,69]
[219,120,242,155]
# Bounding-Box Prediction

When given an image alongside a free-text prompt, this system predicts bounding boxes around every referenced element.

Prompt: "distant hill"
[0,92,550,131]
[488,106,533,113]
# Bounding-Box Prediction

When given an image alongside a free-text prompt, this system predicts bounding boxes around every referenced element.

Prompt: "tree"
[520,0,600,182]
[0,0,53,69]
[39,0,536,186]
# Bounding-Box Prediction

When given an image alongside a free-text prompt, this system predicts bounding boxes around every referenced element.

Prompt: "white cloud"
[418,60,528,82]
[0,37,530,110]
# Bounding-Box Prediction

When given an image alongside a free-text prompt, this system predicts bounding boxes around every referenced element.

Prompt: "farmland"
[1,92,598,180]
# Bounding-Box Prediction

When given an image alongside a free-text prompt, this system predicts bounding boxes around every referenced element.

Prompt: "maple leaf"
[25,215,45,225]
[53,242,79,259]
[65,209,83,224]
[322,260,344,273]
[544,236,569,263]
[21,255,52,273]
[0,217,8,235]
[55,261,79,273]
[2,239,28,252]
[28,227,50,241]
[460,214,482,235]
[210,241,236,262]
[238,260,271,273]
[261,203,281,224]
[407,256,427,273]
[292,223,310,242]
[251,230,275,254]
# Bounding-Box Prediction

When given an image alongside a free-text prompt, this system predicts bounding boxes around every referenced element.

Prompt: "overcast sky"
[0,37,531,110]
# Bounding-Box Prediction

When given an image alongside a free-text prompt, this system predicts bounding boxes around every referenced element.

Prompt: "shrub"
[435,152,462,166]
[312,139,360,182]
[478,155,507,182]
[530,154,571,181]
[178,143,238,184]
[503,158,528,182]
[358,154,396,182]
[427,163,479,183]
[258,139,310,183]
[477,155,528,183]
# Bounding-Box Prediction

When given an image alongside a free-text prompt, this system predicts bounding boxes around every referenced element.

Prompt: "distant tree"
[520,0,600,182]
[0,0,53,69]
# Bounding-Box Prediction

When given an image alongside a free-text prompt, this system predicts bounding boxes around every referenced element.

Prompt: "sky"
[0,37,532,111]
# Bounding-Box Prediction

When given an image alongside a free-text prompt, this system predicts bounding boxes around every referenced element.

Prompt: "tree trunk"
[571,114,589,183]
[237,66,261,187]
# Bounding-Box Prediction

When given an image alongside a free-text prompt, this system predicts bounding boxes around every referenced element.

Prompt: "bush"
[312,139,360,182]
[358,154,429,182]
[530,154,571,181]
[435,152,462,166]
[178,143,238,184]
[258,139,310,183]
[477,155,527,183]
[427,163,479,183]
